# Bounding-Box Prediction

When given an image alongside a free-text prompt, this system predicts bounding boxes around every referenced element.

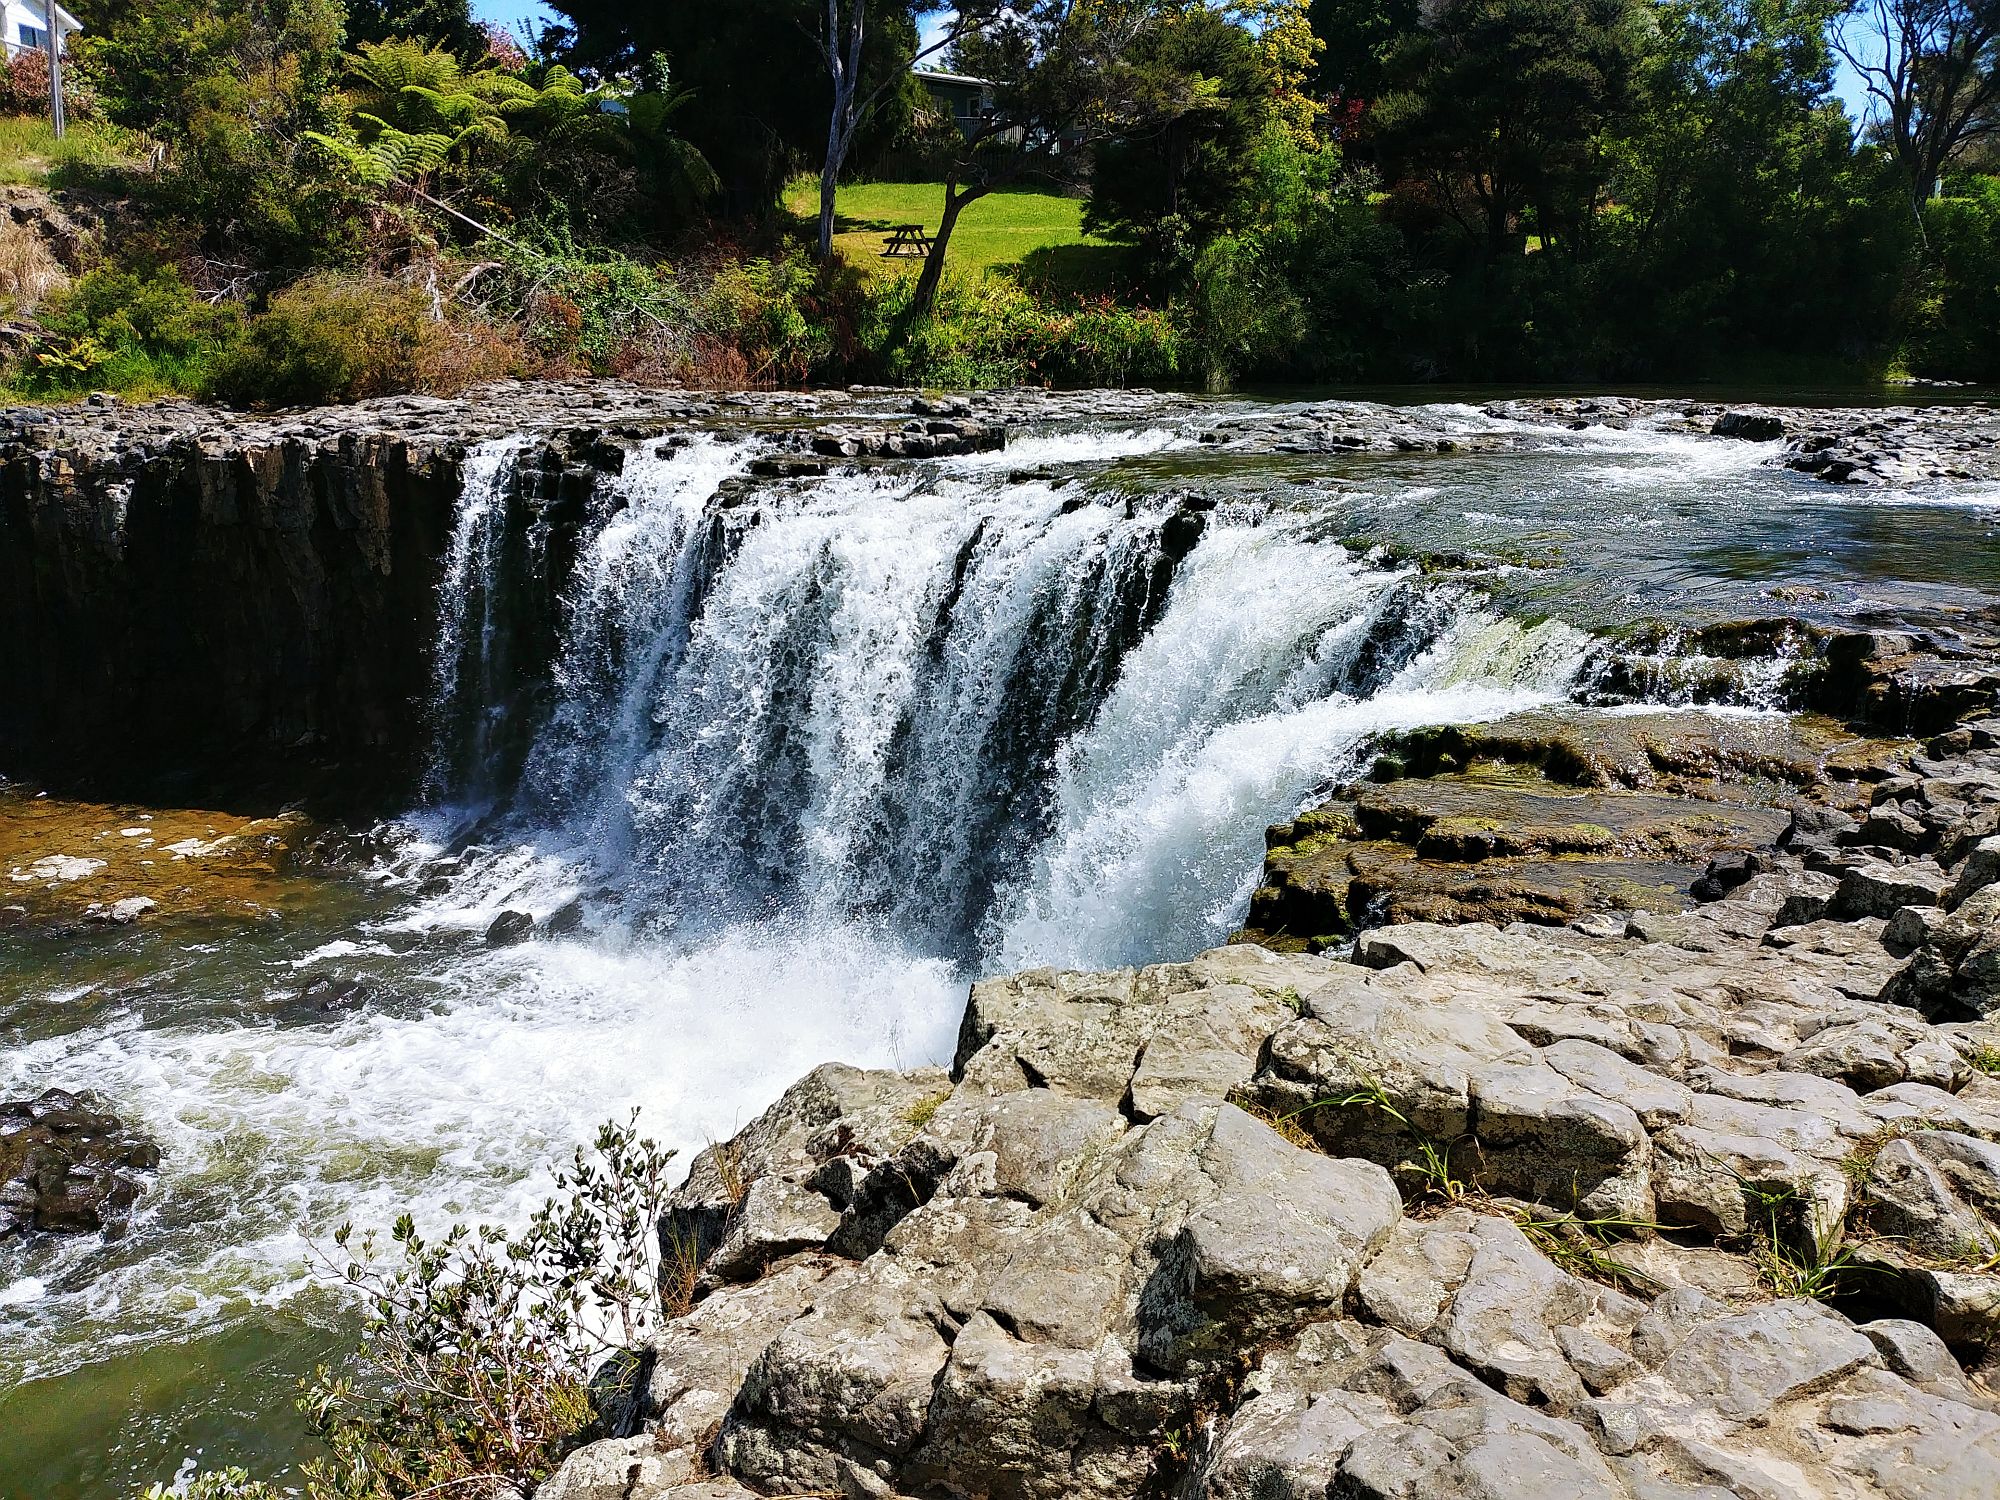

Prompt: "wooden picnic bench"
[882,223,935,257]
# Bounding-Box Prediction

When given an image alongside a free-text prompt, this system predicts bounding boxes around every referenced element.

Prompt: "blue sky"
[473,3,1876,127]
[473,1,557,34]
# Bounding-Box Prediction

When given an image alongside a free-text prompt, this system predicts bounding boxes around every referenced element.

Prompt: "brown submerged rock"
[0,781,324,930]
[0,1088,159,1238]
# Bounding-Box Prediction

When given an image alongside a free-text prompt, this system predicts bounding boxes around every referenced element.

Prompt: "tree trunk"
[816,147,842,262]
[815,0,866,263]
[910,187,980,318]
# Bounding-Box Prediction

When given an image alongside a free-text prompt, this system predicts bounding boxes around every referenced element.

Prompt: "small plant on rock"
[1512,1207,1661,1293]
[1333,1073,1475,1207]
[1740,1178,1865,1301]
[136,1469,280,1500]
[900,1088,950,1137]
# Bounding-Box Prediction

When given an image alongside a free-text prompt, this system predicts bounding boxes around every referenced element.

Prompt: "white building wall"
[2,0,79,62]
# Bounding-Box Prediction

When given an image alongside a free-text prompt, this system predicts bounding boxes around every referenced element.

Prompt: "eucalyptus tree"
[907,0,1164,316]
[812,3,1008,260]
[1836,0,2000,214]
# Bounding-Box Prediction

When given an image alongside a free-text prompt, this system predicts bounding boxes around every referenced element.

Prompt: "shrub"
[480,234,867,387]
[207,273,520,407]
[0,47,98,118]
[17,262,238,396]
[1177,234,1306,391]
[490,235,695,372]
[298,1112,680,1500]
[703,250,865,385]
[1904,176,2000,383]
[136,1469,278,1500]
[0,218,67,312]
[867,273,1180,388]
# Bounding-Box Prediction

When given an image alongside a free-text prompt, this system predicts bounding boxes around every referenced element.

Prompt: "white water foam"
[947,425,1190,469]
[990,560,1593,969]
[0,919,961,1386]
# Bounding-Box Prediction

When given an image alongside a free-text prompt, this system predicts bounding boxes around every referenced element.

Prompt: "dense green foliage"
[0,0,1992,402]
[1908,174,2000,379]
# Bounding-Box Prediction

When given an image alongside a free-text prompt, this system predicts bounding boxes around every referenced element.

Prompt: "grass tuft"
[901,1088,950,1135]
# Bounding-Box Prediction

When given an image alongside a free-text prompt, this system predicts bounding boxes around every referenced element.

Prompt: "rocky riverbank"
[1206,394,2000,485]
[537,688,2000,1498]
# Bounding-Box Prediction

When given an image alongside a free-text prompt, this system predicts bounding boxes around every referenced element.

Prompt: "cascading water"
[424,430,1593,971]
[17,395,1949,1497]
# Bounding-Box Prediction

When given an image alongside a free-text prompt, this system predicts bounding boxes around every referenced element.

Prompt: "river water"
[3,394,1998,1495]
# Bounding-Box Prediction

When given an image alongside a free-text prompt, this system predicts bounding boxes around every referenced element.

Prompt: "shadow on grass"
[1012,242,1143,299]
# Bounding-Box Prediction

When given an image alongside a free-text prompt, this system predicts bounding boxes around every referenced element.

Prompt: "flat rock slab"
[1246,745,1811,946]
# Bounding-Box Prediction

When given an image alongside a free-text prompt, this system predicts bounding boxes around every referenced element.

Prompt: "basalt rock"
[1472,395,2000,486]
[0,382,1098,811]
[540,901,2000,1500]
[0,1088,160,1238]
[1237,708,1890,948]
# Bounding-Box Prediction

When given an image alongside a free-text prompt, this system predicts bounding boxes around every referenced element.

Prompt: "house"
[914,69,994,138]
[3,0,79,60]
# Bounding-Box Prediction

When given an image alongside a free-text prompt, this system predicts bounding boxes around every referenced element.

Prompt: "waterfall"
[425,431,1593,970]
[426,438,526,806]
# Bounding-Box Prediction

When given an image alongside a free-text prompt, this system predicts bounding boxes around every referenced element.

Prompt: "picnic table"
[882,223,935,257]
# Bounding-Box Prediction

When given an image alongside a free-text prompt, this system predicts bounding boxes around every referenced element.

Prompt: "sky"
[473,1,558,37]
[472,3,1878,129]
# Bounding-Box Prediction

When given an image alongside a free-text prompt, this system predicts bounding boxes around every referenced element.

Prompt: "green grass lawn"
[783,177,1134,293]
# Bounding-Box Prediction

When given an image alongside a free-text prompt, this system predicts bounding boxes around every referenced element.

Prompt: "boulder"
[0,1088,160,1238]
[486,909,535,946]
[1883,882,2000,1020]
[1712,411,1785,441]
[1832,859,1953,920]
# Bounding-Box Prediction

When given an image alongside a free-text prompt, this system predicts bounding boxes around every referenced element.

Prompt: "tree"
[549,0,913,217]
[308,38,534,205]
[77,0,356,273]
[1307,0,1420,109]
[812,3,997,262]
[1085,4,1305,270]
[1835,0,2000,215]
[1602,0,1908,367]
[907,0,1161,316]
[1370,0,1644,257]
[343,0,488,58]
[308,40,719,244]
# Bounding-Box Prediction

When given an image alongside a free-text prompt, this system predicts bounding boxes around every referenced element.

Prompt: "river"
[3,392,1997,1496]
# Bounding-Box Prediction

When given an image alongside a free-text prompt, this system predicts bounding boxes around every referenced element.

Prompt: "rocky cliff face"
[0,384,1011,809]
